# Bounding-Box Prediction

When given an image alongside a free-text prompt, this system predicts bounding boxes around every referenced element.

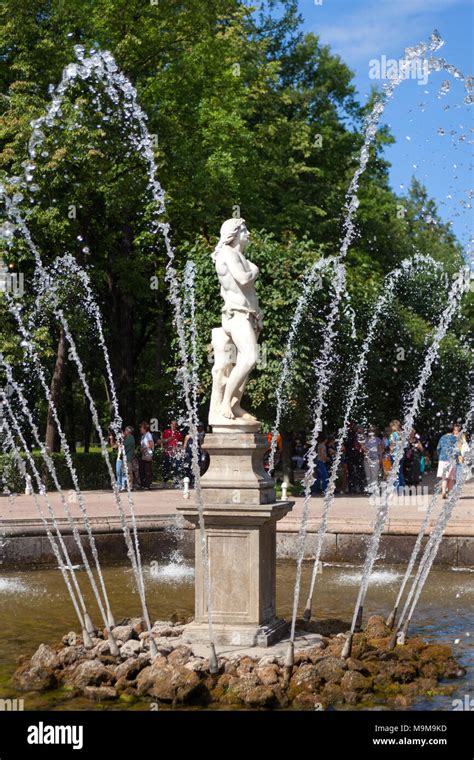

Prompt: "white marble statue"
[209,218,262,425]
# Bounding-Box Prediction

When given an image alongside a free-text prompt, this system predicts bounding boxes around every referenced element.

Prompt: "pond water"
[0,560,472,711]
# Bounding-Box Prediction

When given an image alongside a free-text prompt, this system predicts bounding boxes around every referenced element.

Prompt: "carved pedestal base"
[177,430,293,648]
[183,618,289,648]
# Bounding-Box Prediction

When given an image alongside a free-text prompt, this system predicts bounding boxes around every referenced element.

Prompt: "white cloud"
[314,0,468,66]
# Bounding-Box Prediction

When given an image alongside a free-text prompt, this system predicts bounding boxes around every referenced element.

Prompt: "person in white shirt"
[362,427,383,494]
[139,420,154,489]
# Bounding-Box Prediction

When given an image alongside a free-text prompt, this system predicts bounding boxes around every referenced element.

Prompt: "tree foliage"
[0,0,471,449]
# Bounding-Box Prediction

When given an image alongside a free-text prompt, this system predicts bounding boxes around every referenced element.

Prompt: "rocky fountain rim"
[10,615,466,711]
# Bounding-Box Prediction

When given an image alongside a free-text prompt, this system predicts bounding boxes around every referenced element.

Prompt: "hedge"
[0,450,167,493]
[0,452,110,493]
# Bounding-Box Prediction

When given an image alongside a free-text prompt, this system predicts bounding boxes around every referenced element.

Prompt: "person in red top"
[162,420,184,482]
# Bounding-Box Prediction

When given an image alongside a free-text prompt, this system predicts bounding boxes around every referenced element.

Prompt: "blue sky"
[298,0,473,256]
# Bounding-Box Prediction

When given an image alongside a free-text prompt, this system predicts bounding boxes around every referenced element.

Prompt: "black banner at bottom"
[0,709,471,757]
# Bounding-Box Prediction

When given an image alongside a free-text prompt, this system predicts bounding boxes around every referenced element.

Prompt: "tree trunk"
[281,430,294,485]
[64,372,76,453]
[45,327,68,453]
[118,291,135,425]
[154,308,165,424]
[83,405,92,453]
[107,223,136,427]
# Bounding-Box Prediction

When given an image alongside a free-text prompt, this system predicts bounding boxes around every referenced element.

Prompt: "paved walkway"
[1,478,472,537]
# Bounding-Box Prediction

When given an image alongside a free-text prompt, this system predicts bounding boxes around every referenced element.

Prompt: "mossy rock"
[119,691,137,704]
[419,644,452,663]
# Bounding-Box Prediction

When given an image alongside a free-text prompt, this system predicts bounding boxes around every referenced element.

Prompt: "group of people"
[287,421,469,496]
[109,417,469,497]
[108,421,154,492]
[108,419,209,491]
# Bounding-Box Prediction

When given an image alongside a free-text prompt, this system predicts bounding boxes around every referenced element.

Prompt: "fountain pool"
[0,560,471,711]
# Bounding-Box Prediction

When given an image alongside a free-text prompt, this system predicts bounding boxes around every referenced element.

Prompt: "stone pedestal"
[177,428,293,647]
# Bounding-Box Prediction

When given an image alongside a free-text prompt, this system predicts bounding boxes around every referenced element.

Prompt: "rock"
[209,685,225,702]
[350,634,370,659]
[322,682,344,704]
[234,673,261,701]
[224,661,238,676]
[236,656,256,676]
[258,655,277,666]
[430,684,456,697]
[419,651,463,679]
[57,646,89,667]
[314,656,346,684]
[97,654,117,667]
[212,662,272,705]
[218,689,244,706]
[292,693,327,711]
[413,677,437,694]
[294,650,312,665]
[393,694,412,707]
[345,658,371,676]
[13,663,57,692]
[306,644,327,663]
[110,625,134,642]
[442,661,466,679]
[374,661,409,686]
[270,684,290,708]
[397,647,418,662]
[399,638,426,655]
[360,651,379,661]
[184,658,207,673]
[360,659,381,677]
[66,659,115,689]
[149,666,202,704]
[151,622,184,637]
[30,644,59,671]
[364,616,391,640]
[115,676,134,692]
[373,669,396,689]
[391,662,418,684]
[344,691,361,705]
[139,635,173,655]
[130,618,146,636]
[94,640,116,656]
[62,632,78,647]
[256,664,280,686]
[136,658,203,704]
[119,640,142,658]
[242,685,277,708]
[419,661,439,679]
[419,644,452,663]
[167,645,193,667]
[135,657,168,695]
[115,654,149,681]
[83,686,117,701]
[325,640,344,658]
[142,668,175,702]
[340,670,372,693]
[216,673,239,691]
[119,691,137,703]
[379,651,398,662]
[289,663,323,696]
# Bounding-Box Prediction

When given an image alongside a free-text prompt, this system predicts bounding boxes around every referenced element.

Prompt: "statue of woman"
[208,218,262,425]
